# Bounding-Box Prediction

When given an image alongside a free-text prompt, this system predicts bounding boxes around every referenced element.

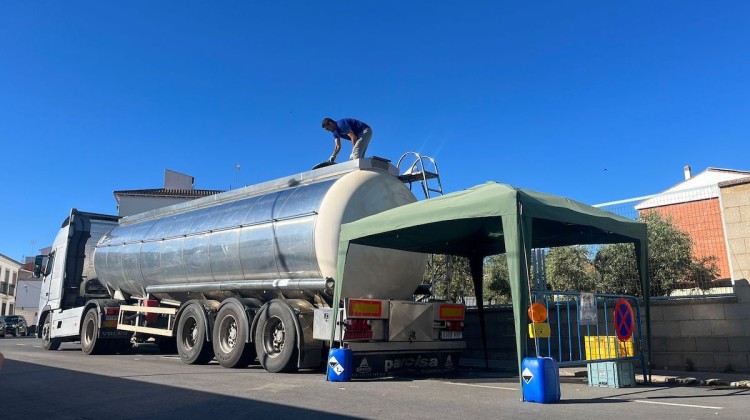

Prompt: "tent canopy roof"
[340,181,646,256]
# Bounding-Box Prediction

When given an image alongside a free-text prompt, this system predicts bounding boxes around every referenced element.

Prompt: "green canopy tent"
[332,181,651,390]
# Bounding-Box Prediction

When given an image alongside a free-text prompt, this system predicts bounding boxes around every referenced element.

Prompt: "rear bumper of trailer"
[346,341,465,378]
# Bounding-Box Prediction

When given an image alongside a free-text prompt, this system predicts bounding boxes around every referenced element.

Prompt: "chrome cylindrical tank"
[94,161,425,302]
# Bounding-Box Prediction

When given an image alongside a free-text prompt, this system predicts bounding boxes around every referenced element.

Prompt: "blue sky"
[2,1,749,263]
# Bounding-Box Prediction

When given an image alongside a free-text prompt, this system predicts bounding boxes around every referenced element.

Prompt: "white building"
[0,252,22,315]
[113,169,223,217]
[15,269,41,325]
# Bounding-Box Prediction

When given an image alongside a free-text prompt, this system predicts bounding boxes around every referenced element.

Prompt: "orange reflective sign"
[439,304,465,320]
[349,299,383,318]
[528,302,548,323]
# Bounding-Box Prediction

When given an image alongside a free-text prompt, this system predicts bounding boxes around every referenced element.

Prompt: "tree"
[423,254,473,302]
[423,254,513,304]
[686,255,720,292]
[593,243,641,295]
[484,254,511,304]
[593,211,716,297]
[545,246,597,292]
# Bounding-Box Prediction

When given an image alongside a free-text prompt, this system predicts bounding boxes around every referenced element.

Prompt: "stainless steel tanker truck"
[35,158,465,377]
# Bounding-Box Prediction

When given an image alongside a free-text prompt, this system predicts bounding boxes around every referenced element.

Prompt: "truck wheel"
[177,304,214,365]
[82,308,108,355]
[42,316,61,351]
[254,301,298,373]
[213,301,255,368]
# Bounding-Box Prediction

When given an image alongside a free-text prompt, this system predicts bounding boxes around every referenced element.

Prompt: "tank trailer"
[35,158,465,377]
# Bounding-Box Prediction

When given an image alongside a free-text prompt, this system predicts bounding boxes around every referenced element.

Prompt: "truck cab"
[34,209,119,349]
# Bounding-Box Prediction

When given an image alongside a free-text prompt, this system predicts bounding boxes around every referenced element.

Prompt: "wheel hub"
[190,324,198,345]
[269,319,285,354]
[227,321,237,348]
[182,318,198,350]
[219,316,238,353]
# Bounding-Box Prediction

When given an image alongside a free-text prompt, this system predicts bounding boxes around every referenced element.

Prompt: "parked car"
[4,315,28,337]
[0,317,5,338]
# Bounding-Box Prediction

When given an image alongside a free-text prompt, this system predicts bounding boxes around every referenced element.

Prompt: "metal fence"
[530,291,648,381]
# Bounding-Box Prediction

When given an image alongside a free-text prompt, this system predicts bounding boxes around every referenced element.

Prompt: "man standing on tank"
[321,117,372,162]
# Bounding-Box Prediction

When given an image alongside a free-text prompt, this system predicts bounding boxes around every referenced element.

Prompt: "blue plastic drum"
[521,357,561,403]
[327,347,353,382]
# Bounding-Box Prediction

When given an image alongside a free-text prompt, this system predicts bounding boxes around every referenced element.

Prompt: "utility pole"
[234,163,241,189]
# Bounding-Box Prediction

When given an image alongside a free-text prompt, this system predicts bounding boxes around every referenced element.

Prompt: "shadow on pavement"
[0,359,358,420]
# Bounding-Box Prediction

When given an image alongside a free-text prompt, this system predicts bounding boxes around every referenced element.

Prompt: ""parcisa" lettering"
[384,356,439,371]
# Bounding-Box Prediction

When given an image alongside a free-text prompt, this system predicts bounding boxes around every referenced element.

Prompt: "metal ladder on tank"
[398,152,444,301]
[397,151,444,199]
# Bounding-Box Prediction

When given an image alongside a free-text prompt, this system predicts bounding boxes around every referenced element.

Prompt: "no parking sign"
[613,298,635,342]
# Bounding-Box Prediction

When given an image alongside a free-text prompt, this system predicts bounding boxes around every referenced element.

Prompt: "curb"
[562,368,750,388]
[661,377,750,388]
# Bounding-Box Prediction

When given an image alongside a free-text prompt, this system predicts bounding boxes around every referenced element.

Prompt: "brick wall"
[643,199,730,278]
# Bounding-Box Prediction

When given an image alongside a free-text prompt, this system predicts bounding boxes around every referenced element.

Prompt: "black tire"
[213,301,255,368]
[254,301,298,373]
[81,308,108,355]
[41,315,61,351]
[177,304,214,365]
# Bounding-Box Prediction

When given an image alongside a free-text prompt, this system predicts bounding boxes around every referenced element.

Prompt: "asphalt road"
[0,336,746,419]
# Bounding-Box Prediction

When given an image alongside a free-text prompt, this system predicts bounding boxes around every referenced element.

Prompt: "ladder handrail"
[397,151,444,199]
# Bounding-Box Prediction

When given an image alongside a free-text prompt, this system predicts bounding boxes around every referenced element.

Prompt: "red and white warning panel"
[345,298,389,341]
[315,300,466,343]
[434,303,465,340]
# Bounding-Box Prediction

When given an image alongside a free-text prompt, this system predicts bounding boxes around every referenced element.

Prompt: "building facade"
[0,252,22,315]
[15,269,41,325]
[636,167,750,282]
[113,169,222,217]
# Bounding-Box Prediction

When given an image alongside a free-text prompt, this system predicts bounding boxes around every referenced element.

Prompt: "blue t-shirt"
[332,118,370,139]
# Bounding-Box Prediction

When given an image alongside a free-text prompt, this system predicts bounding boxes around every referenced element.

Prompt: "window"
[46,252,56,277]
